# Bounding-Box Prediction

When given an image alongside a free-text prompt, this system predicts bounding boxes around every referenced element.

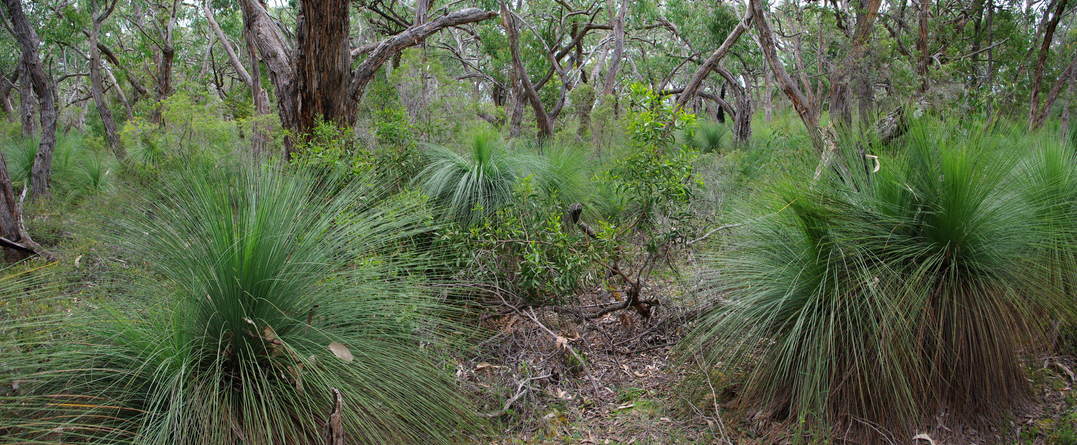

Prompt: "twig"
[687,223,743,246]
[478,373,552,418]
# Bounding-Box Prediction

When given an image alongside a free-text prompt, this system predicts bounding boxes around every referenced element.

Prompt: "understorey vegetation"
[1,0,1075,443]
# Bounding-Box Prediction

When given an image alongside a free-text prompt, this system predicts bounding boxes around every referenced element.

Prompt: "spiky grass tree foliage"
[1019,138,1077,347]
[3,167,479,444]
[687,127,1069,439]
[417,130,542,225]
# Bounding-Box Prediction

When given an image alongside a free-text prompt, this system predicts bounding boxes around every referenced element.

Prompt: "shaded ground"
[461,280,1077,444]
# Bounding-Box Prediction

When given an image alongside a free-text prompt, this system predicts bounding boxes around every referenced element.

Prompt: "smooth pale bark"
[4,0,58,197]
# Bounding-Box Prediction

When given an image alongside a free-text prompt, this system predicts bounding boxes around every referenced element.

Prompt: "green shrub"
[687,125,1069,440]
[2,166,480,444]
[437,178,611,304]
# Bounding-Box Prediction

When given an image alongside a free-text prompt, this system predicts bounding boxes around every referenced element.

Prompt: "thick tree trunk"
[296,0,353,132]
[238,0,298,157]
[239,0,494,157]
[89,1,125,159]
[5,0,58,197]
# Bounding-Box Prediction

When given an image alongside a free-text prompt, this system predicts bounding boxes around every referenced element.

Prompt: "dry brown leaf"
[328,342,353,362]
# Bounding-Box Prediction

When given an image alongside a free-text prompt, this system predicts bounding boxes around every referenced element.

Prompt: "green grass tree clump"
[686,124,1072,440]
[417,129,543,226]
[1,166,480,444]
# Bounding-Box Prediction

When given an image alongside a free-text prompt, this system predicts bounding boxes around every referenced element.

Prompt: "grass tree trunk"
[5,0,58,198]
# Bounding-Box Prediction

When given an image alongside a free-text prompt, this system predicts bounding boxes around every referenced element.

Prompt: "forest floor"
[461,278,1077,444]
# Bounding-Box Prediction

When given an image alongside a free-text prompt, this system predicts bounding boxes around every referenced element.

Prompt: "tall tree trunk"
[916,0,931,93]
[600,0,628,98]
[238,0,298,157]
[1029,50,1077,130]
[17,62,34,137]
[5,0,58,197]
[718,68,752,145]
[204,0,270,154]
[296,0,353,132]
[763,68,773,121]
[751,0,824,151]
[500,3,553,139]
[89,0,125,159]
[248,32,271,155]
[1028,0,1070,129]
[151,0,180,124]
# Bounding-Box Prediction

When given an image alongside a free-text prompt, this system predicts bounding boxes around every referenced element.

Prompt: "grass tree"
[686,123,1072,440]
[1,166,480,444]
[417,130,543,226]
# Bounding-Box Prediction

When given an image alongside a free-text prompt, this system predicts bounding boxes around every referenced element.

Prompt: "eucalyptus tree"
[238,0,497,158]
[2,0,58,197]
